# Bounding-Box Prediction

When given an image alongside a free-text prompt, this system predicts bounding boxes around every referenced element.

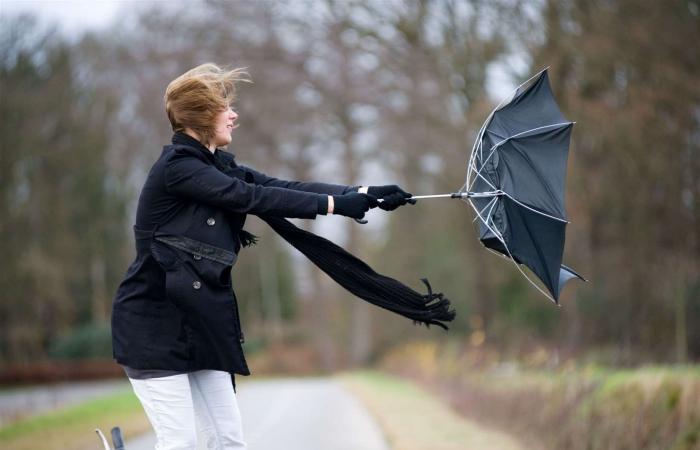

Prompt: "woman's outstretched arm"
[164,149,329,218]
[238,164,364,196]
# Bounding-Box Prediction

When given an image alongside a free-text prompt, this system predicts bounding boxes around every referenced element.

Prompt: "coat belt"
[134,226,238,266]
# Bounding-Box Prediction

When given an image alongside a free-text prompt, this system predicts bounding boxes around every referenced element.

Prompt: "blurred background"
[0,1,698,449]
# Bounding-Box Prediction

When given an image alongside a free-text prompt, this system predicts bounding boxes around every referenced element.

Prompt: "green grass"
[0,388,151,450]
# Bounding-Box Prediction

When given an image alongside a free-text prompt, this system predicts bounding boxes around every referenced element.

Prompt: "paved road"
[0,378,130,426]
[126,377,389,450]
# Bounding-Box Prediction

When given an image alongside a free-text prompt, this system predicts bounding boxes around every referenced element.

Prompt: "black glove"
[332,193,378,219]
[377,192,409,211]
[367,184,416,211]
[367,184,409,198]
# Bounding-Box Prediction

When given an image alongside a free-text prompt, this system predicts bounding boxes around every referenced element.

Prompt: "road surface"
[125,377,389,450]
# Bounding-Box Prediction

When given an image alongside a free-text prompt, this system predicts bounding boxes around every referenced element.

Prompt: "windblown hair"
[164,63,252,146]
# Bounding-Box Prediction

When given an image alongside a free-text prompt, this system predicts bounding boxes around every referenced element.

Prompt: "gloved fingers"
[378,192,407,211]
[363,193,379,208]
[369,184,411,198]
[389,185,412,198]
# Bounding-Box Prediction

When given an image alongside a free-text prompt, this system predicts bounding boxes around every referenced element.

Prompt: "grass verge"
[0,387,150,450]
[381,341,700,450]
[337,369,525,450]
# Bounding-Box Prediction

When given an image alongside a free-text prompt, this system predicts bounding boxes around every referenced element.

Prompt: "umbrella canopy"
[465,68,585,303]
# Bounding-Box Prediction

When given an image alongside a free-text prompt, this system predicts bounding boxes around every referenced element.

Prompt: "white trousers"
[128,370,247,450]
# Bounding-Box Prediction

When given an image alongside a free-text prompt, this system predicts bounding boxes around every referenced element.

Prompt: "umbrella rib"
[493,121,574,152]
[458,180,468,195]
[468,198,507,247]
[505,246,559,304]
[495,66,550,113]
[478,122,573,182]
[467,137,485,189]
[468,140,500,193]
[466,67,550,191]
[471,197,558,303]
[468,122,573,219]
[467,188,559,305]
[469,165,499,192]
[509,144,567,219]
[467,189,559,303]
[468,113,495,188]
[472,195,498,223]
[500,192,569,224]
[517,205,559,293]
[484,195,499,228]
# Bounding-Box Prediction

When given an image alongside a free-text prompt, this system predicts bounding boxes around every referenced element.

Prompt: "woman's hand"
[331,193,378,219]
[362,184,416,211]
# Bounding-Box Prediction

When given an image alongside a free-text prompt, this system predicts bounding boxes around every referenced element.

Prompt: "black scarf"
[260,215,456,330]
[198,138,456,330]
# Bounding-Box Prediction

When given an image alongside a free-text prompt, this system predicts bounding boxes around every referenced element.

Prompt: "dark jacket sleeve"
[164,149,327,218]
[239,164,360,196]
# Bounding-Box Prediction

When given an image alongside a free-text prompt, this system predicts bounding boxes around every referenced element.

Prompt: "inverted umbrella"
[411,68,585,303]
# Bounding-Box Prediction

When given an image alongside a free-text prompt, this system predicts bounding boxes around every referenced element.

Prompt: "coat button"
[192,280,201,289]
[193,254,202,260]
[207,217,216,226]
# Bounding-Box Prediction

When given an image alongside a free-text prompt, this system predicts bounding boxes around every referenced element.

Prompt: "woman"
[110,63,413,449]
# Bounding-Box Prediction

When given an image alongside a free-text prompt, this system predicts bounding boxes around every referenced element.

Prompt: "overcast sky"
[1,0,129,36]
[1,0,518,99]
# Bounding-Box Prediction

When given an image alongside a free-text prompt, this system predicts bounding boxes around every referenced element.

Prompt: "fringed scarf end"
[239,230,259,248]
[412,278,456,331]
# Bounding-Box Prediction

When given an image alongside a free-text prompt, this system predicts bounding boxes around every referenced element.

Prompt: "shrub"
[47,322,112,360]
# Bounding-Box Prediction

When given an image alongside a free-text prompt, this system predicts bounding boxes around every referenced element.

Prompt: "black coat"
[111,132,357,378]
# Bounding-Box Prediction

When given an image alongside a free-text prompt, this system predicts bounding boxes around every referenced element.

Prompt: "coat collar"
[170,131,238,170]
[171,131,218,162]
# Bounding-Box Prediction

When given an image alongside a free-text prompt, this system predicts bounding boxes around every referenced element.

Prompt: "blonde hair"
[164,63,252,146]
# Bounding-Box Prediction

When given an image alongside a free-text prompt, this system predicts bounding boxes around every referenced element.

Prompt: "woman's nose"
[230,108,238,120]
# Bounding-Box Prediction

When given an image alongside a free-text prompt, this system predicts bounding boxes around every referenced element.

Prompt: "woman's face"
[211,106,239,149]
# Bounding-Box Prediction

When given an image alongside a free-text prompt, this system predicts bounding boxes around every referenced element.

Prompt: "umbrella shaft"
[409,192,499,200]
